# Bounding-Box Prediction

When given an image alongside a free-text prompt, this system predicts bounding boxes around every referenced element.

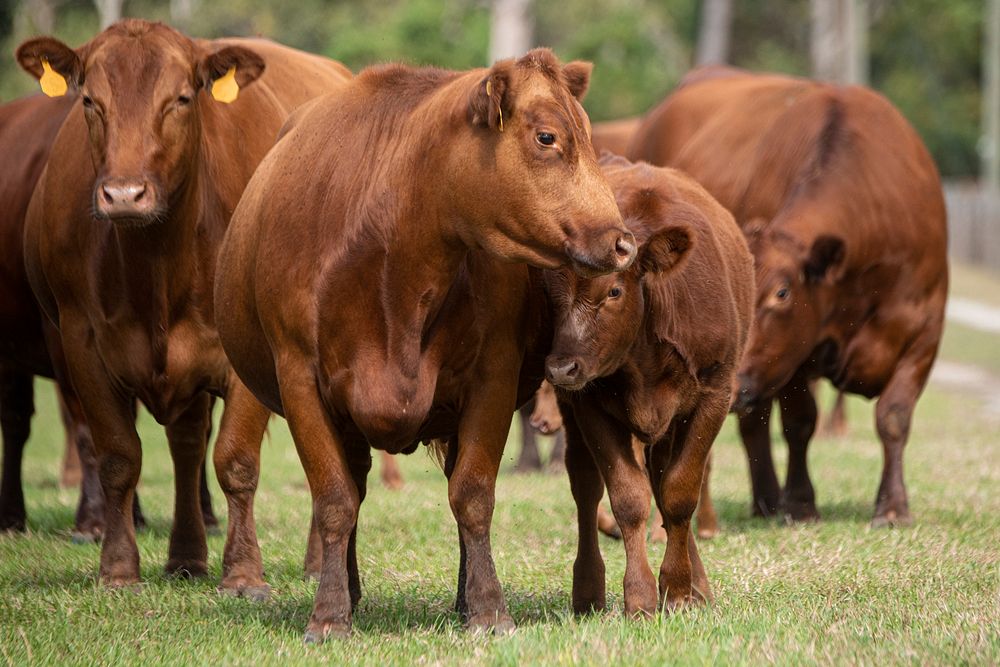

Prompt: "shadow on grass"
[709,497,876,533]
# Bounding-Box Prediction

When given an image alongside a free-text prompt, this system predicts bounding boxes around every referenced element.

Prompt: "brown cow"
[629,68,948,526]
[590,117,641,156]
[545,155,753,616]
[18,20,351,590]
[214,49,635,640]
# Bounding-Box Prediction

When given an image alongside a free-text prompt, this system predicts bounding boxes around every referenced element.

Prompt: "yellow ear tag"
[211,66,239,104]
[486,80,503,133]
[39,58,68,98]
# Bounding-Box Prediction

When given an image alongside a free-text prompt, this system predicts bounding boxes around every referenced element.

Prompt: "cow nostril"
[133,185,146,203]
[101,186,115,204]
[565,361,579,378]
[615,233,636,259]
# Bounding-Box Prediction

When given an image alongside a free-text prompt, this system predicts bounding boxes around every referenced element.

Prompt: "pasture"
[1,268,998,665]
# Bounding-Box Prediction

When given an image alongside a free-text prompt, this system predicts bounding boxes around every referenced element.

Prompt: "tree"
[94,0,122,29]
[490,0,533,63]
[695,0,732,65]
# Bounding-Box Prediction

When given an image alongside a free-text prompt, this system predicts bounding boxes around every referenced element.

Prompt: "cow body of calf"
[629,67,947,525]
[590,117,641,156]
[18,19,351,589]
[214,49,635,641]
[545,155,753,616]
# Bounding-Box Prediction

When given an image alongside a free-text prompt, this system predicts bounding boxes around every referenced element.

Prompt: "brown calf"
[18,20,350,589]
[629,68,947,525]
[545,156,753,616]
[214,49,634,640]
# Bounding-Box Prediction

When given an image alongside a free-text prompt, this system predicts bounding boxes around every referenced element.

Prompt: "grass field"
[1,268,999,665]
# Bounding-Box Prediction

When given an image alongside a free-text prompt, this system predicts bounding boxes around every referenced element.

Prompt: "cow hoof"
[871,510,912,528]
[70,530,102,545]
[0,515,26,532]
[103,576,143,592]
[165,559,208,579]
[782,501,820,524]
[649,525,667,543]
[661,592,706,615]
[303,621,351,643]
[696,525,719,540]
[467,612,516,636]
[204,522,222,536]
[220,583,271,602]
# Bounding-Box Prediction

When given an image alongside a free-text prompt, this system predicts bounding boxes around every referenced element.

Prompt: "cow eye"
[82,96,94,108]
[776,286,790,300]
[177,95,192,105]
[536,132,556,147]
[609,286,622,299]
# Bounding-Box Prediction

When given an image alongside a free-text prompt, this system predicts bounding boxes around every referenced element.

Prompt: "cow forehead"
[85,33,195,94]
[514,75,585,129]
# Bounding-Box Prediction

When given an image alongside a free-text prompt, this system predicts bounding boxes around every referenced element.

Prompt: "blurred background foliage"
[0,0,986,178]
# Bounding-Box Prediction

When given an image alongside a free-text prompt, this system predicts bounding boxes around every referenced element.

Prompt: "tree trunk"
[95,0,123,30]
[810,0,843,81]
[695,0,732,66]
[983,0,1000,191]
[24,0,56,34]
[490,0,533,64]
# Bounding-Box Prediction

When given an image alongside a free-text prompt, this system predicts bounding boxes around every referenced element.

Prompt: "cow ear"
[16,37,84,96]
[469,61,512,132]
[804,234,845,283]
[198,46,265,103]
[638,226,693,276]
[562,61,592,101]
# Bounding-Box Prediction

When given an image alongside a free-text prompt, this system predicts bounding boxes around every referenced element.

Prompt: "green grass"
[2,263,999,665]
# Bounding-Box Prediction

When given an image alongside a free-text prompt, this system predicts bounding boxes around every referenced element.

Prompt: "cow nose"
[730,376,759,415]
[546,359,580,387]
[97,179,155,218]
[101,182,146,206]
[614,232,637,269]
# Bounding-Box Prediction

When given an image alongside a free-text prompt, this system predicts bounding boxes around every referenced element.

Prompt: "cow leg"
[515,401,542,472]
[650,395,725,612]
[215,378,271,598]
[57,390,82,489]
[277,360,357,643]
[819,390,849,438]
[379,451,403,490]
[737,400,780,517]
[561,405,606,614]
[0,369,33,532]
[548,428,566,473]
[164,393,211,577]
[778,374,819,522]
[345,445,371,609]
[448,384,517,635]
[65,390,105,542]
[695,452,719,539]
[200,397,219,533]
[573,404,657,618]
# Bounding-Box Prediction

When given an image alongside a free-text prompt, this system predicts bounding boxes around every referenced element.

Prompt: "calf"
[214,49,635,640]
[629,68,948,525]
[545,155,752,616]
[18,20,351,590]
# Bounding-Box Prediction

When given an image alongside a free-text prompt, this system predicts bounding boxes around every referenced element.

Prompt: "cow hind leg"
[514,402,542,473]
[215,379,271,598]
[562,410,607,614]
[164,394,211,578]
[695,451,719,539]
[737,401,780,517]
[200,399,219,533]
[379,451,403,490]
[0,370,33,532]
[778,374,820,522]
[345,445,372,609]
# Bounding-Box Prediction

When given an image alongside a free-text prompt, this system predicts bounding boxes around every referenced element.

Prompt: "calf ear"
[562,61,592,101]
[198,46,265,103]
[16,37,84,97]
[639,226,693,275]
[804,234,845,283]
[469,61,513,132]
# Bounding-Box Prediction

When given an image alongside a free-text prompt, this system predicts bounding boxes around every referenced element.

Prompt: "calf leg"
[561,405,606,614]
[164,394,211,577]
[778,374,819,521]
[215,378,271,597]
[695,452,719,539]
[57,391,81,489]
[737,401,780,517]
[515,402,542,472]
[199,399,218,533]
[547,428,566,473]
[0,369,32,532]
[573,402,657,618]
[379,451,403,489]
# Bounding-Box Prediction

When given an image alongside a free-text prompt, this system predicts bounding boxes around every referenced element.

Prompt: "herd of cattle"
[0,19,947,641]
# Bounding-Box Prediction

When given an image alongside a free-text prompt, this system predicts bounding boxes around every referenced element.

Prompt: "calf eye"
[609,286,622,299]
[537,132,556,146]
[776,287,790,300]
[82,96,94,108]
[177,95,192,105]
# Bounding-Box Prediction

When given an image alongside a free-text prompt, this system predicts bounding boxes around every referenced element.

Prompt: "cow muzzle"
[567,227,637,278]
[545,356,588,391]
[730,375,763,416]
[95,178,159,223]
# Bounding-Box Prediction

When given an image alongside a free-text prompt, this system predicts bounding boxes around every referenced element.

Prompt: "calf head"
[544,225,692,391]
[731,224,846,414]
[17,19,264,227]
[455,49,635,277]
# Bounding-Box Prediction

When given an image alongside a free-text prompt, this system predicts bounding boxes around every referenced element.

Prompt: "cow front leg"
[561,403,607,614]
[737,400,780,517]
[215,378,271,598]
[164,394,212,577]
[0,369,33,532]
[778,373,819,522]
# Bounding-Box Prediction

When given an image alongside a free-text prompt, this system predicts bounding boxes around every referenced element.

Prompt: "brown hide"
[214,49,632,640]
[590,117,641,156]
[545,156,753,615]
[630,68,947,525]
[20,19,351,590]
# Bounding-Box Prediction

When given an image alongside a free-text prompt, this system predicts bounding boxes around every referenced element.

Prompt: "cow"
[628,67,948,526]
[545,154,753,616]
[590,117,641,156]
[17,19,352,591]
[214,49,635,641]
[515,381,566,473]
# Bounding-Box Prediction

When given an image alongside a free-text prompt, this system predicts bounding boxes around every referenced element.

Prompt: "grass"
[2,264,999,665]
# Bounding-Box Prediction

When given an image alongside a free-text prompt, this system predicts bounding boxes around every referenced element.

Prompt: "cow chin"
[93,208,167,229]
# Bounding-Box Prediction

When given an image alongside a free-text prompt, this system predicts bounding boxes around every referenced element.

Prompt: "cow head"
[17,20,264,227]
[731,224,846,414]
[544,225,692,391]
[455,49,635,277]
